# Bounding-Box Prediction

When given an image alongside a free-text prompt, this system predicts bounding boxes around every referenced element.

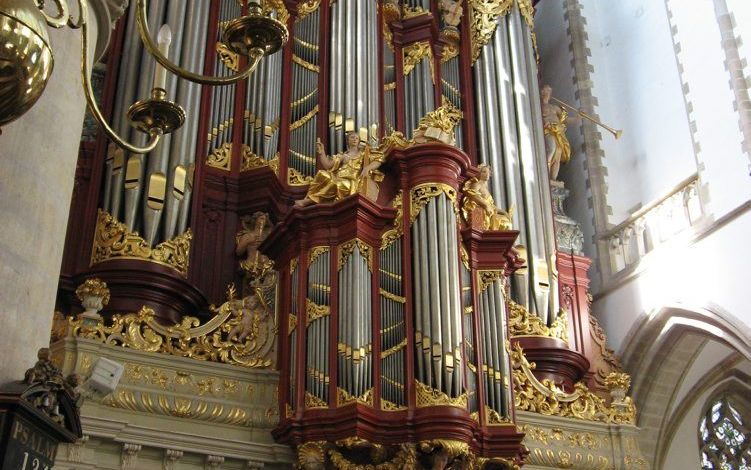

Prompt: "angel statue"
[462,164,514,231]
[541,84,577,181]
[295,131,383,207]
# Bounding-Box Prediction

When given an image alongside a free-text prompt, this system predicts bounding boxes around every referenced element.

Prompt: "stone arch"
[618,304,751,468]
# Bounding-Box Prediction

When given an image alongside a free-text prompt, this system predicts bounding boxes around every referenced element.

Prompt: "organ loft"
[0,0,648,468]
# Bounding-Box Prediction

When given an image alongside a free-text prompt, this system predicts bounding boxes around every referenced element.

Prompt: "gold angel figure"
[295,131,383,207]
[541,85,576,181]
[462,164,514,231]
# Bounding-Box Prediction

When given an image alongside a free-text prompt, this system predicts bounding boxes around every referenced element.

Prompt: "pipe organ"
[59,0,589,467]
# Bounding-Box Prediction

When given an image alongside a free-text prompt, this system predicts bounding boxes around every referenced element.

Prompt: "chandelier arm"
[135,0,264,86]
[77,0,161,153]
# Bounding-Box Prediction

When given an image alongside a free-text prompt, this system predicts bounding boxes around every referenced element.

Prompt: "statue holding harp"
[295,131,383,207]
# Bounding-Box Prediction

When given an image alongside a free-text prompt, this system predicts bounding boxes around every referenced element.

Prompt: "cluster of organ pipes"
[472,2,560,324]
[306,248,332,405]
[461,258,479,414]
[411,191,464,398]
[441,52,464,149]
[337,244,374,401]
[379,240,406,407]
[403,44,436,139]
[328,0,381,151]
[243,32,283,164]
[104,0,209,244]
[288,9,321,181]
[207,0,242,167]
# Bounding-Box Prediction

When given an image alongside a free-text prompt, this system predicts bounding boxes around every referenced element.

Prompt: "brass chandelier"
[0,0,288,151]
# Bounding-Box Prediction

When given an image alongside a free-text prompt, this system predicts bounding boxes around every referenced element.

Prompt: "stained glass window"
[700,397,751,469]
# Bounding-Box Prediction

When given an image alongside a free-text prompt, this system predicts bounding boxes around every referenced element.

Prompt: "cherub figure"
[227,294,267,344]
[439,0,463,29]
[462,164,514,230]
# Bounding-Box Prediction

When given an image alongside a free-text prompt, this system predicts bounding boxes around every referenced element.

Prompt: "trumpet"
[551,97,623,139]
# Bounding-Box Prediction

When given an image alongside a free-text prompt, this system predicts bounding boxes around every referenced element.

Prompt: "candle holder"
[127,88,186,136]
[0,0,288,149]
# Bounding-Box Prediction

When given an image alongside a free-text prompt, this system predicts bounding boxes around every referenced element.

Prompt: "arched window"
[699,397,751,469]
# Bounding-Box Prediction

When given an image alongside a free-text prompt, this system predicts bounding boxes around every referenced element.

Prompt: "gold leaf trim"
[403,41,434,78]
[305,391,328,409]
[415,380,468,408]
[381,398,407,411]
[469,0,513,63]
[240,144,274,172]
[337,387,374,407]
[306,299,330,323]
[292,54,320,73]
[379,289,406,304]
[478,269,504,292]
[216,42,239,72]
[381,191,404,249]
[511,343,636,424]
[380,338,407,358]
[207,142,233,170]
[309,245,329,265]
[410,183,458,225]
[296,0,321,19]
[508,300,568,343]
[288,166,314,186]
[90,210,192,277]
[338,238,373,272]
[52,294,277,369]
[290,104,319,131]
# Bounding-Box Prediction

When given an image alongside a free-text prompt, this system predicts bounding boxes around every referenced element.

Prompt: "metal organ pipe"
[473,6,558,324]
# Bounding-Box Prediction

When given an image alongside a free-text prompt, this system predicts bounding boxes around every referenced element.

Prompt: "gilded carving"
[589,313,624,389]
[511,343,636,424]
[75,278,110,309]
[415,380,468,409]
[381,191,403,249]
[468,0,513,63]
[90,210,192,276]
[309,246,330,265]
[306,299,330,323]
[207,142,233,170]
[289,166,315,186]
[413,97,463,146]
[478,270,504,293]
[410,183,458,225]
[216,42,239,72]
[508,300,569,343]
[52,296,276,368]
[304,391,328,409]
[403,41,433,77]
[337,387,373,407]
[338,238,373,272]
[296,0,321,19]
[240,144,272,171]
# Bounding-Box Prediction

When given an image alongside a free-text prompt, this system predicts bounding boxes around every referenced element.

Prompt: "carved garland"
[90,209,192,277]
[469,0,513,63]
[415,380,468,408]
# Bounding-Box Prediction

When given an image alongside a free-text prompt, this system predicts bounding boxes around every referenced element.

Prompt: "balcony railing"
[599,173,704,276]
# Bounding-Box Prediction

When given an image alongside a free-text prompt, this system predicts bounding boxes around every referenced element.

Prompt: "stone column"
[0,0,126,384]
